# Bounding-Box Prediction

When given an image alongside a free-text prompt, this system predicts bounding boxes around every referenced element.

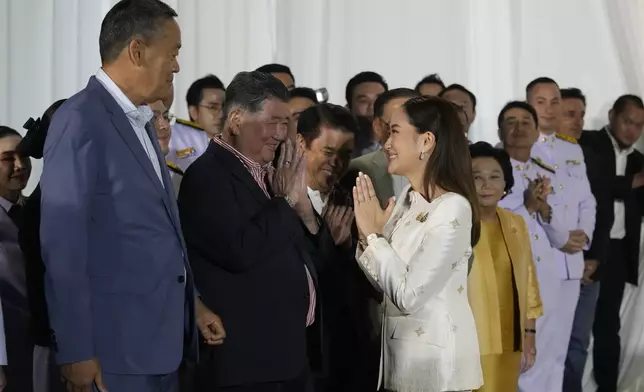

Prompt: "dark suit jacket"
[578,142,613,279]
[179,141,313,387]
[18,185,51,347]
[579,129,644,284]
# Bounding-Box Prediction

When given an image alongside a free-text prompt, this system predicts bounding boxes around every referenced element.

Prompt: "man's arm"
[40,110,97,364]
[178,166,304,273]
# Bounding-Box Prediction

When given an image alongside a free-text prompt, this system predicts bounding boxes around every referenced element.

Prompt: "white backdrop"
[0,0,642,193]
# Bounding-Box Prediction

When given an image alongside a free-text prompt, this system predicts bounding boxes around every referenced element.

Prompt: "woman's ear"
[421,132,436,154]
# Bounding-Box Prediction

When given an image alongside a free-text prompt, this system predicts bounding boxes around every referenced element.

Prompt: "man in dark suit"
[295,103,371,391]
[560,88,614,392]
[39,1,223,391]
[579,94,644,392]
[179,71,319,391]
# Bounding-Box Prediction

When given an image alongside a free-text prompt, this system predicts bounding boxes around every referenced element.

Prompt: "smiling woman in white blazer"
[353,96,483,392]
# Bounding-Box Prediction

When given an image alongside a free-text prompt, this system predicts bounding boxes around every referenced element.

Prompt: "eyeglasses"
[154,111,176,125]
[199,104,222,113]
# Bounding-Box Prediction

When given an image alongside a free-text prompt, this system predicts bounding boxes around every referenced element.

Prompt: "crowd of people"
[0,0,643,392]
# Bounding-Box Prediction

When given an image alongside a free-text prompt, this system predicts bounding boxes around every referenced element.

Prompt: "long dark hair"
[402,96,481,246]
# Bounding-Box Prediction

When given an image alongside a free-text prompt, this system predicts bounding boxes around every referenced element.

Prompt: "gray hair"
[222,71,290,121]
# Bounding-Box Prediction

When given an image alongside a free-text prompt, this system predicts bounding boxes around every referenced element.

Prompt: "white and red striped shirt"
[212,137,316,326]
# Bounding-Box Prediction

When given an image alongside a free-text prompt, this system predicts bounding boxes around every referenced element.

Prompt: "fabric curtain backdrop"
[0,0,638,194]
[602,0,644,152]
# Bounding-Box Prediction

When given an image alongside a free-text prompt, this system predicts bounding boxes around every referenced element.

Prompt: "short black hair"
[611,94,644,115]
[497,101,539,130]
[186,74,225,108]
[415,74,446,93]
[255,63,295,84]
[561,88,586,106]
[289,87,318,104]
[223,71,289,121]
[469,141,514,194]
[345,71,389,108]
[0,126,21,140]
[373,88,420,118]
[439,84,477,110]
[526,77,559,97]
[99,0,178,64]
[297,104,359,146]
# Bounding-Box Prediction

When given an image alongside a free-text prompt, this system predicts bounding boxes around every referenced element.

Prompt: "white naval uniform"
[167,118,209,173]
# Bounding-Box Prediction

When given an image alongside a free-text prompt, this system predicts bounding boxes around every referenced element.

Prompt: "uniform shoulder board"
[556,133,578,144]
[530,157,555,174]
[175,118,205,131]
[166,161,184,175]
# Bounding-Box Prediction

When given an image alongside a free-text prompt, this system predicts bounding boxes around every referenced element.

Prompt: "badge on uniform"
[176,147,196,159]
[566,159,581,166]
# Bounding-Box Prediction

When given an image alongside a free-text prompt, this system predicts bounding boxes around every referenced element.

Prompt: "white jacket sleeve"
[358,195,472,314]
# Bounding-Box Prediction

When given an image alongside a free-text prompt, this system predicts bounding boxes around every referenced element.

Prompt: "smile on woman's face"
[472,156,505,208]
[384,107,433,178]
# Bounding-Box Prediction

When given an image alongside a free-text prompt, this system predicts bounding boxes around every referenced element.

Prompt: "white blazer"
[357,188,483,392]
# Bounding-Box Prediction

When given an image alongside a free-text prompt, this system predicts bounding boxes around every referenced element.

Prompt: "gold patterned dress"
[468,209,543,392]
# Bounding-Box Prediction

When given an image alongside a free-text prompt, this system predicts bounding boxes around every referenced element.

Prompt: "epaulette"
[530,157,555,174]
[166,161,184,175]
[556,133,578,144]
[175,118,205,131]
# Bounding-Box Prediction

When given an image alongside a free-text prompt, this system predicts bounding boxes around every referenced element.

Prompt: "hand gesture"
[535,174,551,202]
[353,172,394,239]
[582,259,598,285]
[60,358,107,392]
[523,180,541,213]
[196,298,226,345]
[323,204,354,246]
[561,229,587,254]
[521,333,537,373]
[271,139,306,206]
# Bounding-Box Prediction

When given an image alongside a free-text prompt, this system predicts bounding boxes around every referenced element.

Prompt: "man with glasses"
[167,74,225,174]
[150,86,183,196]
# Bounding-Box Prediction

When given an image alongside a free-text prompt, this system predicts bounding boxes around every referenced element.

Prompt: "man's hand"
[561,230,587,254]
[523,180,541,214]
[60,358,107,392]
[0,366,6,392]
[632,171,644,188]
[322,204,354,246]
[271,139,306,206]
[196,297,226,345]
[582,259,598,285]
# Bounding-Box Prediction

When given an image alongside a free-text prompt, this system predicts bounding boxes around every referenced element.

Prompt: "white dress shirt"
[607,128,634,239]
[95,68,164,188]
[307,187,329,215]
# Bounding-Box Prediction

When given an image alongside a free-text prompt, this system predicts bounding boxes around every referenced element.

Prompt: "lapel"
[599,128,618,174]
[371,150,394,201]
[496,208,523,282]
[210,142,269,204]
[89,78,183,243]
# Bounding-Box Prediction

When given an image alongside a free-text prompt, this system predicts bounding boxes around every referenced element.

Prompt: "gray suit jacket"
[40,77,197,374]
[348,149,399,208]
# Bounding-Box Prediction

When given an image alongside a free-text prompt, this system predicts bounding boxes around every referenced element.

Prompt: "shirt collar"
[95,68,153,128]
[0,197,14,213]
[212,135,273,173]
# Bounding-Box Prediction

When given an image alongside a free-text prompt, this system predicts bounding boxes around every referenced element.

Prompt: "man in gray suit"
[39,1,224,391]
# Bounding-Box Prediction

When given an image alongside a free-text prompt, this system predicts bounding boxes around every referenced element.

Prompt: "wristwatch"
[367,233,380,244]
[282,195,295,208]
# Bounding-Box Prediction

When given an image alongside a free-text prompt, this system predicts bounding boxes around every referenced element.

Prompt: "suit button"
[177,275,185,283]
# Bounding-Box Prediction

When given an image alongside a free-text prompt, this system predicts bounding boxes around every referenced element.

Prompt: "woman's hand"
[353,172,394,239]
[521,332,537,373]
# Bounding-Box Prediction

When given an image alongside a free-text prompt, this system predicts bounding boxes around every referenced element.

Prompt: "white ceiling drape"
[0,0,637,193]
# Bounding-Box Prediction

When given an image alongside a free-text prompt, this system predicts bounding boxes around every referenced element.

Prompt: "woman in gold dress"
[468,142,543,391]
